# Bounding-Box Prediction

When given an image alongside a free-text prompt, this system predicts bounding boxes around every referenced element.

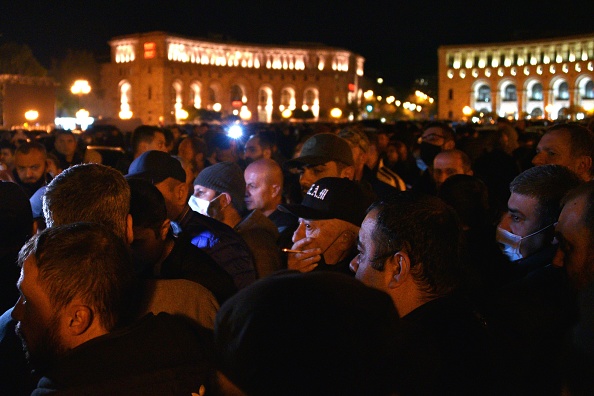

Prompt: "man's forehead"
[540,130,571,147]
[508,193,539,213]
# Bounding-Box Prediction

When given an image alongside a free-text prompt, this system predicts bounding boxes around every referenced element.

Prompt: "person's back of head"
[131,125,165,157]
[43,163,131,241]
[438,174,491,230]
[214,270,401,395]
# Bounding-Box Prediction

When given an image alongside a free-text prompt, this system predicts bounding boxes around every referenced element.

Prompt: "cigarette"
[282,248,303,253]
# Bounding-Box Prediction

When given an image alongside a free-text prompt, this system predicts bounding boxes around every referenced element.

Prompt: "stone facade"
[0,75,56,129]
[438,33,594,121]
[100,31,365,125]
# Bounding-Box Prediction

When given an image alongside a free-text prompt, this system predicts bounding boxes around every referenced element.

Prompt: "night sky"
[2,1,594,89]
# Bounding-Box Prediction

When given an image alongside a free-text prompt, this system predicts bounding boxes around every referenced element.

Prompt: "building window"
[448,89,453,100]
[148,86,152,100]
[531,83,543,101]
[585,81,594,99]
[503,85,517,101]
[558,82,569,100]
[477,85,491,102]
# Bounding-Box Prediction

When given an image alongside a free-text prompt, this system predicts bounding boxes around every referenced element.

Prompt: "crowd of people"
[1,117,594,395]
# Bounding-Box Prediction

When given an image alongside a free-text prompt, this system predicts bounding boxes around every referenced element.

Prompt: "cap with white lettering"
[278,177,370,227]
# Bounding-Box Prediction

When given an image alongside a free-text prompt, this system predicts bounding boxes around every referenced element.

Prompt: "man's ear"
[270,183,281,198]
[387,251,410,289]
[262,148,272,159]
[159,219,171,241]
[576,155,593,179]
[126,213,134,245]
[176,182,189,204]
[219,192,232,210]
[340,165,356,181]
[65,304,93,337]
[443,140,455,150]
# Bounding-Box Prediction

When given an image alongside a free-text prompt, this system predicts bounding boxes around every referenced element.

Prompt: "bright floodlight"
[25,110,39,121]
[228,125,243,139]
[71,80,91,95]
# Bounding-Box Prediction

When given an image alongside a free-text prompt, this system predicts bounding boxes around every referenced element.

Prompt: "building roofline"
[438,32,594,51]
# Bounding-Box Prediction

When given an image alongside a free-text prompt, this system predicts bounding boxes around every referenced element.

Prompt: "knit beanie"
[194,162,246,213]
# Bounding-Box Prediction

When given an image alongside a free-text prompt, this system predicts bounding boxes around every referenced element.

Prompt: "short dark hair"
[53,129,75,138]
[438,174,491,229]
[510,164,583,228]
[423,121,455,142]
[43,164,130,240]
[128,178,167,238]
[0,140,16,153]
[15,141,46,156]
[131,125,164,154]
[561,180,594,238]
[18,222,138,330]
[546,122,594,176]
[368,191,465,298]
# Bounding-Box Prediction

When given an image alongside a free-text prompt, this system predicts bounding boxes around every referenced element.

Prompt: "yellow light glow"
[119,110,133,120]
[281,109,292,119]
[71,80,91,95]
[583,103,594,112]
[24,110,39,121]
[302,104,309,111]
[386,96,395,104]
[176,108,189,120]
[330,108,342,119]
[377,96,382,101]
[545,104,554,114]
[377,78,383,84]
[462,106,473,116]
[76,109,89,119]
[363,90,374,100]
[240,106,252,120]
[395,100,401,107]
[212,103,222,112]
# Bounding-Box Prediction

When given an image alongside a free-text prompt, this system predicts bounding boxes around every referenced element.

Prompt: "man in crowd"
[532,122,594,181]
[193,161,282,278]
[432,148,473,189]
[213,271,401,396]
[0,141,15,172]
[12,222,213,394]
[244,158,297,249]
[496,164,583,278]
[350,191,492,394]
[127,150,256,289]
[554,180,594,290]
[50,129,82,170]
[12,142,50,198]
[131,125,167,159]
[413,122,456,193]
[284,133,354,195]
[128,178,237,304]
[279,177,369,275]
[243,133,273,164]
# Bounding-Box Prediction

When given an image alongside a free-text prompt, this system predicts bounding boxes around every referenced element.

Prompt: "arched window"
[280,87,296,111]
[531,108,543,118]
[303,88,320,119]
[190,83,201,109]
[558,82,569,100]
[531,83,543,101]
[258,86,273,123]
[477,85,491,102]
[230,85,244,103]
[119,81,133,119]
[585,81,594,99]
[503,85,517,101]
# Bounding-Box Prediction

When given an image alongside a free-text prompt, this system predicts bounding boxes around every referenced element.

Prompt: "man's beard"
[15,313,67,374]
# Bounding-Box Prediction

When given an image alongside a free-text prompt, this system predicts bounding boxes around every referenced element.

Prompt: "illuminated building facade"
[438,33,594,121]
[100,31,365,125]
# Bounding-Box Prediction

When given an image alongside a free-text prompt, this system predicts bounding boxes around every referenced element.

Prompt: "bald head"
[244,159,283,216]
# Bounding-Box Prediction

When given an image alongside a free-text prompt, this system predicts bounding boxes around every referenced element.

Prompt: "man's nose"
[292,222,306,243]
[532,152,545,166]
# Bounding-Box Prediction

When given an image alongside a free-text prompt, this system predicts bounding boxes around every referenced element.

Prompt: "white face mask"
[188,194,225,218]
[188,195,209,216]
[496,223,555,262]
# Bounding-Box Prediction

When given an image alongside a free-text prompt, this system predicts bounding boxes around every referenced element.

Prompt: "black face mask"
[419,142,442,166]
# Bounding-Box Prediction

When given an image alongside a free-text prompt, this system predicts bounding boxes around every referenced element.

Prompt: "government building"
[100,31,365,125]
[438,33,594,121]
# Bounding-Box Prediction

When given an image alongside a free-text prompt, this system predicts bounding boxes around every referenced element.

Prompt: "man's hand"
[286,237,322,273]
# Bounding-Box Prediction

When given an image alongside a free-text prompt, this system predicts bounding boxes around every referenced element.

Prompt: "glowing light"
[176,108,189,120]
[524,67,530,76]
[239,106,252,120]
[472,69,478,77]
[212,103,222,112]
[537,66,543,75]
[377,96,382,101]
[485,69,491,77]
[76,109,89,119]
[71,80,91,95]
[583,103,594,112]
[377,78,383,84]
[363,90,374,100]
[459,70,466,78]
[447,70,454,79]
[227,125,243,139]
[386,96,395,104]
[119,110,133,120]
[24,110,39,121]
[281,109,292,118]
[550,65,556,74]
[562,64,568,73]
[576,63,582,72]
[395,100,401,107]
[511,68,517,76]
[416,105,422,112]
[462,106,473,116]
[498,68,504,77]
[330,107,342,119]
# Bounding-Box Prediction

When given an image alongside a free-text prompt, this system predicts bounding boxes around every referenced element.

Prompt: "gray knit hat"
[194,162,246,213]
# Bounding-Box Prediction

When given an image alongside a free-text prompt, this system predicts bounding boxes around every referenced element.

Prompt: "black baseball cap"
[278,177,370,227]
[126,150,186,184]
[284,133,354,169]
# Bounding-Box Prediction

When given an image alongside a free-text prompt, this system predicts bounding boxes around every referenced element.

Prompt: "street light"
[71,80,91,117]
[24,110,39,122]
